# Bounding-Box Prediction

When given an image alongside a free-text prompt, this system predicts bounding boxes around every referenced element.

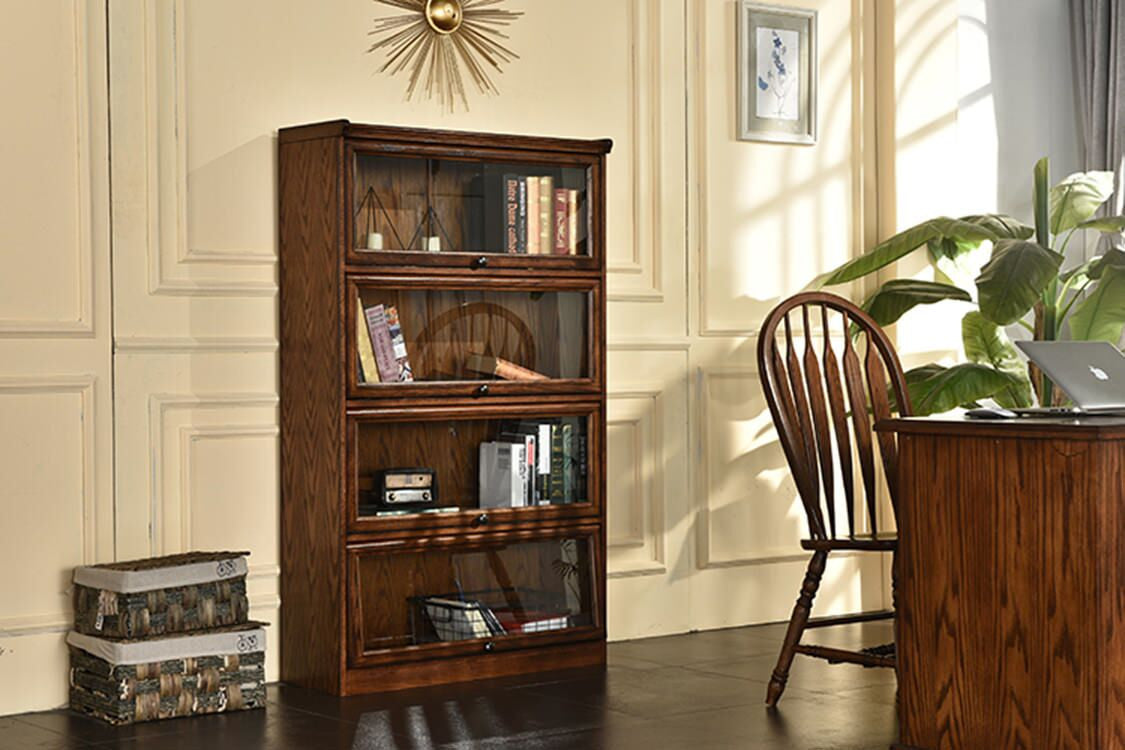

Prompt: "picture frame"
[737,2,818,144]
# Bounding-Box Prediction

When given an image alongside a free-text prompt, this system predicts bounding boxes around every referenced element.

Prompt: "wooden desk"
[878,416,1125,750]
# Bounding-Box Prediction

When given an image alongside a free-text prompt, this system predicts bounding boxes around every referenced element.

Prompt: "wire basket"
[409,588,581,645]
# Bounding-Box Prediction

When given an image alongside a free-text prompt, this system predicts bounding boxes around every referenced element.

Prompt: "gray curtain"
[1070,0,1125,252]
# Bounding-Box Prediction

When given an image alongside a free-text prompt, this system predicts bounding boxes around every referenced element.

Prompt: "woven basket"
[67,623,267,725]
[73,551,250,638]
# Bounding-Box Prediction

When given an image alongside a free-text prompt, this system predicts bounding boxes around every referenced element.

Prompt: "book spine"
[356,302,380,383]
[526,177,540,254]
[365,304,399,382]
[567,189,579,255]
[525,434,537,504]
[576,432,588,502]
[539,176,553,253]
[384,305,413,382]
[549,424,565,503]
[517,178,528,254]
[554,189,569,255]
[512,444,527,507]
[537,423,552,505]
[505,175,519,254]
[561,422,574,504]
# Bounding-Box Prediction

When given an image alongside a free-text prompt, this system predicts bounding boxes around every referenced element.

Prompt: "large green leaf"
[1075,215,1125,233]
[1060,248,1125,286]
[860,280,971,326]
[960,312,1034,408]
[1068,265,1125,342]
[960,214,1035,240]
[1049,171,1116,234]
[975,239,1064,325]
[820,218,998,286]
[904,363,1027,416]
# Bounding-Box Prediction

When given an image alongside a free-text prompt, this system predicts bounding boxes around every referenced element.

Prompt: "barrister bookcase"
[278,120,611,694]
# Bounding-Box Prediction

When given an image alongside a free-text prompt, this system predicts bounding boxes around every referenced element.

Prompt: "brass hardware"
[425,0,463,34]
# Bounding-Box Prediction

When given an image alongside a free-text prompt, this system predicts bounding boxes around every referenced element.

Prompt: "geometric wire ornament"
[367,0,523,111]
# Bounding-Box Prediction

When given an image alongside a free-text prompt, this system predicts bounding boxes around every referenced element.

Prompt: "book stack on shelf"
[479,419,586,509]
[356,301,413,384]
[500,174,582,255]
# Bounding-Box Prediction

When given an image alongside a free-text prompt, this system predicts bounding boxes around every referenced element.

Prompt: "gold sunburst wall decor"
[367,0,524,111]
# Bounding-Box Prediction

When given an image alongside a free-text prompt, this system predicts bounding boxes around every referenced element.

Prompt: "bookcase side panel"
[279,135,345,692]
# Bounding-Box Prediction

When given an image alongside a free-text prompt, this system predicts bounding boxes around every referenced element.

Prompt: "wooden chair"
[756,291,912,706]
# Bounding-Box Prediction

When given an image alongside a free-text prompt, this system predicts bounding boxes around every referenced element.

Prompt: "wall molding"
[696,366,809,569]
[178,424,279,551]
[147,393,278,555]
[0,3,97,336]
[607,0,664,302]
[0,376,98,635]
[144,0,277,298]
[116,336,278,353]
[606,387,666,579]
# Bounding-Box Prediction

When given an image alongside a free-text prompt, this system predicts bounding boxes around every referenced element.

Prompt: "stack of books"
[356,301,414,384]
[478,419,587,508]
[468,171,583,256]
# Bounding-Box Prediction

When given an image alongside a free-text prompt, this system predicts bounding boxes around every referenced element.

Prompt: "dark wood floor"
[0,621,897,749]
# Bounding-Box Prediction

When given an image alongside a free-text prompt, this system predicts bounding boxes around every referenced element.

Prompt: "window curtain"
[1069,0,1125,253]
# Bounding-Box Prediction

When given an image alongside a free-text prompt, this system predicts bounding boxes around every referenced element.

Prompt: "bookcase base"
[337,640,606,696]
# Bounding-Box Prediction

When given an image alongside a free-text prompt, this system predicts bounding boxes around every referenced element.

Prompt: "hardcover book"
[504,175,520,254]
[356,302,380,383]
[526,176,540,254]
[364,304,400,382]
[554,189,569,255]
[539,176,553,253]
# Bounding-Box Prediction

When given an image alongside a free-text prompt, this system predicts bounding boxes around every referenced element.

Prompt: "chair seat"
[800,532,897,551]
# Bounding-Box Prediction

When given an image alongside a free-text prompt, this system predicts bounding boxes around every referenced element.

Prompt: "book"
[356,301,380,384]
[467,168,506,252]
[384,305,414,382]
[526,176,540,254]
[479,442,527,508]
[492,609,570,634]
[560,421,575,503]
[504,175,520,253]
[364,304,399,382]
[498,419,552,505]
[548,424,565,503]
[539,176,553,254]
[517,177,528,253]
[567,189,579,255]
[465,353,548,381]
[553,189,569,255]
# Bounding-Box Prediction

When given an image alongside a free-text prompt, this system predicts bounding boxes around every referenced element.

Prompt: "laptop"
[1014,340,1125,415]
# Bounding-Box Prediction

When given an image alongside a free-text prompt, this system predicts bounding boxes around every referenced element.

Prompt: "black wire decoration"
[354,186,408,250]
[405,205,458,253]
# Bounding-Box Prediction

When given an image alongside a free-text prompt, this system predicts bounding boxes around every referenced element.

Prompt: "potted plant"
[814,158,1125,414]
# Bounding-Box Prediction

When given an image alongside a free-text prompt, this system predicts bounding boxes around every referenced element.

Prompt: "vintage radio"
[361,469,438,512]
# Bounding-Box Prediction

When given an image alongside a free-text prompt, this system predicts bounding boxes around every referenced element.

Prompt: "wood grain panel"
[279,135,343,693]
[887,418,1125,749]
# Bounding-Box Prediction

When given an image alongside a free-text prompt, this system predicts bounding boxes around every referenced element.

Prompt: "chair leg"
[766,550,828,707]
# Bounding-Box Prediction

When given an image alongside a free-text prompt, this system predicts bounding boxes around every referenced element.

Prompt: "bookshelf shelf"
[279,120,611,695]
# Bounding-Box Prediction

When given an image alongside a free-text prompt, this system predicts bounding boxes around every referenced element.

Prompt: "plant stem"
[1057,279,1092,325]
[1017,319,1036,334]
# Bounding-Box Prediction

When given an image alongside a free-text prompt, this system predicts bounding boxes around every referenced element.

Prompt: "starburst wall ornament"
[367,0,523,111]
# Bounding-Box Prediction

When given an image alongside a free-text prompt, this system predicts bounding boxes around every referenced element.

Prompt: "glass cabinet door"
[346,403,601,531]
[348,528,602,665]
[348,277,600,398]
[348,151,597,269]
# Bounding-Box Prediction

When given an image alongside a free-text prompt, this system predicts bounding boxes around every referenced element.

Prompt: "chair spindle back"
[757,292,912,541]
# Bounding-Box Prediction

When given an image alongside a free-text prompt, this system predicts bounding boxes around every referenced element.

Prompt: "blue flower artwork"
[755,27,799,121]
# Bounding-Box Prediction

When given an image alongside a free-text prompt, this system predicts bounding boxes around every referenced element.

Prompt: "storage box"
[67,623,267,725]
[73,551,249,638]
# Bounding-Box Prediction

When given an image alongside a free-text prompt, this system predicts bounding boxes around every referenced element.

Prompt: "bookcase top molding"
[278,119,614,156]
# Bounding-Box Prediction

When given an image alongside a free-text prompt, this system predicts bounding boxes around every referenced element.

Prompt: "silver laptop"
[1015,340,1125,414]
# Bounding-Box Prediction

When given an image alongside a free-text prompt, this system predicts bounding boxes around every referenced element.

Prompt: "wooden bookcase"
[278,120,612,695]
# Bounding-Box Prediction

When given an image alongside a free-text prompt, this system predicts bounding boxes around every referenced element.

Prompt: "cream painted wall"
[0,0,968,714]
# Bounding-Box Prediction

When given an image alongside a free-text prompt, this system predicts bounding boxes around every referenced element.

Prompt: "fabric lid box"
[73,552,250,639]
[67,623,267,725]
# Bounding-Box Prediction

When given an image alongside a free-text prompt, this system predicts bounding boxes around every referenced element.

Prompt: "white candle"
[364,232,384,251]
[425,236,441,252]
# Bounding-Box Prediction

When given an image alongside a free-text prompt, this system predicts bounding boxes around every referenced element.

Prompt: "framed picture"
[737,2,817,144]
